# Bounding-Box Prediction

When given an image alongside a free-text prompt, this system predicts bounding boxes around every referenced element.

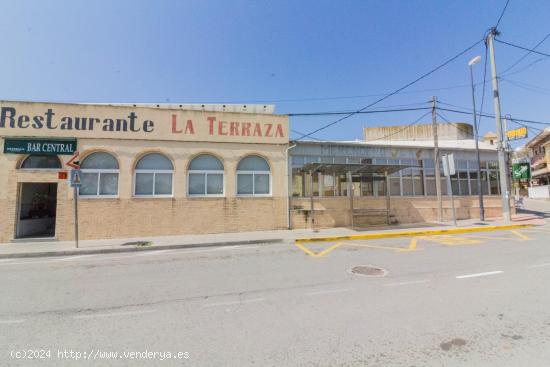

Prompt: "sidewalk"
[0,214,545,259]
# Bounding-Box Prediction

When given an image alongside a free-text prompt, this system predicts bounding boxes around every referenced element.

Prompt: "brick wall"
[0,138,289,242]
[75,197,287,240]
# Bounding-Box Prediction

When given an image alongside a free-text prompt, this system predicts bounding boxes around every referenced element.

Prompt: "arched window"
[20,155,62,169]
[79,152,119,197]
[237,156,271,196]
[188,154,224,196]
[134,153,173,197]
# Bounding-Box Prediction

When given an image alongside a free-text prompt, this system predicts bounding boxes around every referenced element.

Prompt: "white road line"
[384,280,429,287]
[132,246,256,257]
[456,271,503,279]
[134,250,176,256]
[177,245,258,255]
[203,298,266,308]
[98,254,140,260]
[57,255,96,261]
[527,263,550,269]
[305,288,352,296]
[0,259,63,266]
[0,319,26,324]
[73,309,156,320]
[0,246,261,266]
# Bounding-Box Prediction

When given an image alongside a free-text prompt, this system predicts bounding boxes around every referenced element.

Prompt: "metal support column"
[432,96,443,222]
[385,171,391,225]
[347,170,354,228]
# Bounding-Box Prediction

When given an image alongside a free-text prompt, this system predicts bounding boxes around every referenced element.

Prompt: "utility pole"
[487,28,511,222]
[432,96,443,222]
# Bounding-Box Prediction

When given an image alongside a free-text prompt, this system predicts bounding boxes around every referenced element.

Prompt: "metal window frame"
[133,169,174,198]
[236,171,272,197]
[187,170,225,197]
[78,169,120,198]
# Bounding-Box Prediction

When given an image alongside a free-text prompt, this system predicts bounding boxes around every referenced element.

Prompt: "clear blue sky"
[1,0,549,144]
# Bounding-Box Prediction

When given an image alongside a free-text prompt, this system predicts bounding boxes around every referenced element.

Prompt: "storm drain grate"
[348,265,388,277]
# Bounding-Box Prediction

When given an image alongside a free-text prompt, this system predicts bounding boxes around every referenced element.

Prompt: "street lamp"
[468,55,485,221]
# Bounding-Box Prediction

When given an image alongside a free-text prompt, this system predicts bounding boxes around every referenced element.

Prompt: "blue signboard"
[69,169,82,188]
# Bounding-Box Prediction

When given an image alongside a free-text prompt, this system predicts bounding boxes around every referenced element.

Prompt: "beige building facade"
[0,101,289,242]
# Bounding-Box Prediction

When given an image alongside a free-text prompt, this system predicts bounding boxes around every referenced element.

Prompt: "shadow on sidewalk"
[516,208,550,219]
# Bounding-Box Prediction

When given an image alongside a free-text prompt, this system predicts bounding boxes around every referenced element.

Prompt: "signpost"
[66,151,80,248]
[512,162,531,181]
[506,127,528,141]
[442,154,457,226]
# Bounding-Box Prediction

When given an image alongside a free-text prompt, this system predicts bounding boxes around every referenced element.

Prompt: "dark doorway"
[17,183,58,239]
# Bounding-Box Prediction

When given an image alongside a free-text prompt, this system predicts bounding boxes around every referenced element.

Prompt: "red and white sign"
[65,150,80,169]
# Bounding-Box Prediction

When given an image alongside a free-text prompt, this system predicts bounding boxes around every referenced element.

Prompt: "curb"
[0,238,285,259]
[295,223,534,244]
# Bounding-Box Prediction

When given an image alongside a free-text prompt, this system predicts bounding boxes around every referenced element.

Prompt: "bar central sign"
[3,138,77,155]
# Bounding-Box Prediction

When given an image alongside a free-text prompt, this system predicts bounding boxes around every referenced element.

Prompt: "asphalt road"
[1,221,550,366]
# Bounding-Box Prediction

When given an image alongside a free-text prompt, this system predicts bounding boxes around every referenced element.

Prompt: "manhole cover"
[348,265,388,277]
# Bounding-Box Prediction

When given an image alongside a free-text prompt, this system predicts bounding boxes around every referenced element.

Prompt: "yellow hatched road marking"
[524,227,550,233]
[509,230,531,241]
[294,225,539,258]
[409,238,417,250]
[463,234,521,241]
[345,243,411,252]
[344,237,420,252]
[294,241,343,257]
[295,224,533,244]
[417,235,483,246]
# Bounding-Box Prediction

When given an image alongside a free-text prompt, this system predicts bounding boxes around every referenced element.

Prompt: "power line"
[289,100,549,127]
[438,106,549,126]
[476,43,489,131]
[290,129,324,141]
[507,118,544,133]
[288,106,431,117]
[439,100,545,124]
[438,106,542,136]
[495,38,550,58]
[500,32,550,75]
[213,88,473,104]
[502,57,546,77]
[495,0,511,28]
[501,77,550,96]
[437,100,473,111]
[294,38,484,140]
[364,110,433,142]
[440,106,544,135]
[436,112,475,137]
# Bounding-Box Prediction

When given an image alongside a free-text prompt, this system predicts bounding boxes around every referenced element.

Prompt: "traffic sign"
[442,154,456,176]
[512,163,530,180]
[66,150,80,170]
[69,169,82,188]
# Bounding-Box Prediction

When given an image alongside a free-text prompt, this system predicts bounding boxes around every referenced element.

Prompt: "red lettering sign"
[229,122,239,136]
[253,123,262,137]
[207,116,216,135]
[241,122,251,136]
[184,120,195,134]
[172,114,182,133]
[218,121,227,135]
